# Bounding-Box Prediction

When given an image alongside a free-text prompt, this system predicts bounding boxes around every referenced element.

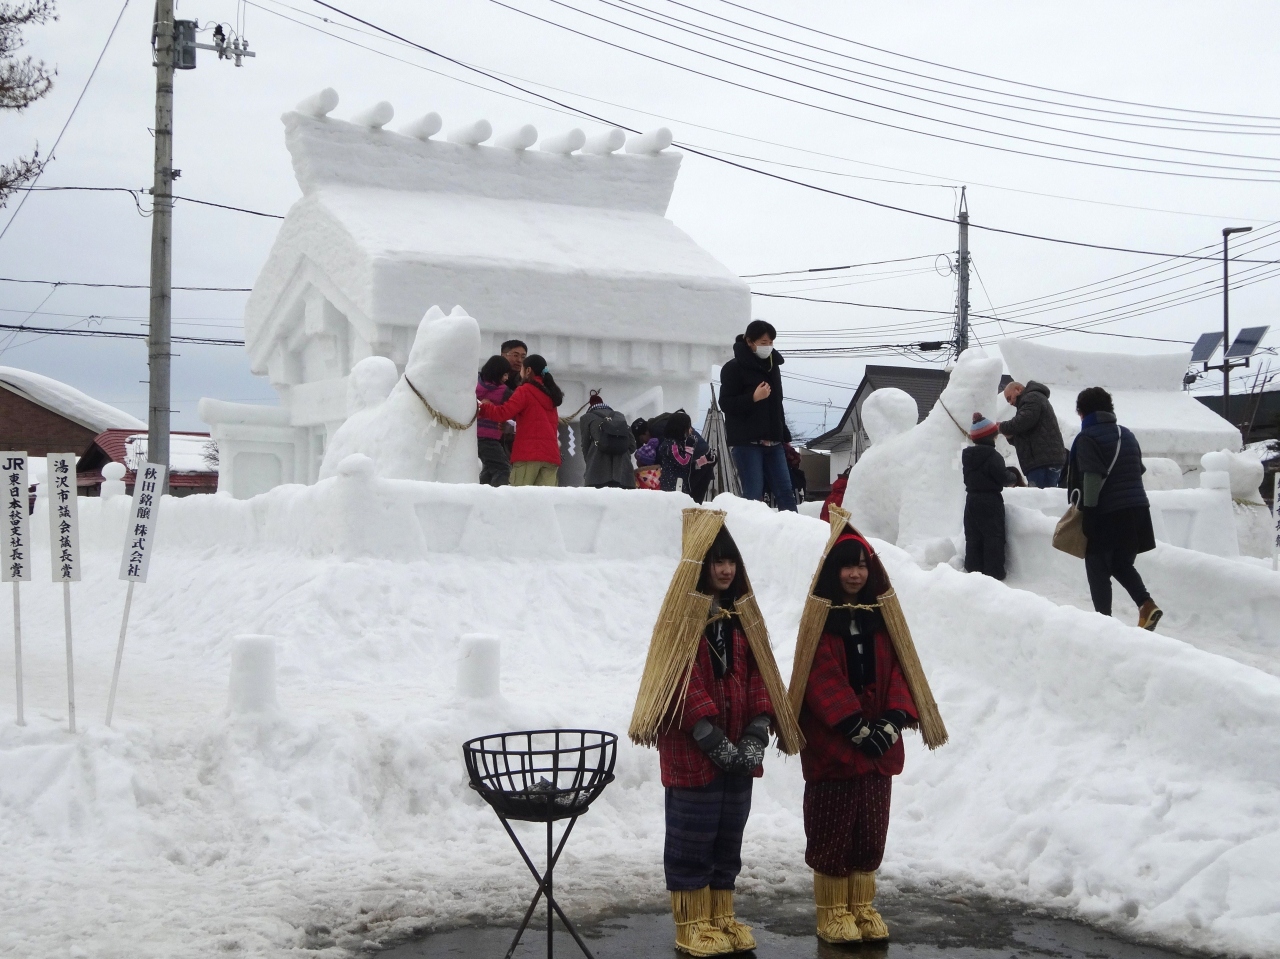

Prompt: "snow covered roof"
[0,365,145,432]
[998,339,1241,458]
[243,104,748,375]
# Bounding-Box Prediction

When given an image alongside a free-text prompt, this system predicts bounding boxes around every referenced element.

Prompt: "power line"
[0,0,133,242]
[0,321,244,346]
[19,185,285,219]
[740,254,943,278]
[0,276,252,291]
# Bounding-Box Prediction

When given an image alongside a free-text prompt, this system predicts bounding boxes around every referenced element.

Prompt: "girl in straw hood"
[788,507,947,944]
[630,508,803,957]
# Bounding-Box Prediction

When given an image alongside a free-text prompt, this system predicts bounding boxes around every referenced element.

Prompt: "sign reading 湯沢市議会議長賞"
[2,452,30,583]
[46,453,80,583]
[119,462,166,583]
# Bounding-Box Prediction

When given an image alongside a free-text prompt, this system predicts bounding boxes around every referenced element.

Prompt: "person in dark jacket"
[476,355,514,487]
[657,411,714,494]
[580,390,636,488]
[719,319,797,511]
[998,381,1067,488]
[477,355,564,486]
[1064,387,1163,630]
[962,413,1007,580]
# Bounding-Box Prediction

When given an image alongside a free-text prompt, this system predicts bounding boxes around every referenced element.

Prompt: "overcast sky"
[3,0,1279,434]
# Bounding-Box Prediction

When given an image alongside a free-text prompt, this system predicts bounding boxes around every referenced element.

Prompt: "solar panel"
[1225,325,1270,359]
[1189,331,1223,363]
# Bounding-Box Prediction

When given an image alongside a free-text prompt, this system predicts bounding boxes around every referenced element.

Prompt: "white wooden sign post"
[47,453,81,733]
[105,462,166,727]
[2,452,30,726]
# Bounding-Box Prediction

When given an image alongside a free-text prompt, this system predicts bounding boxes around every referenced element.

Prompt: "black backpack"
[598,412,631,455]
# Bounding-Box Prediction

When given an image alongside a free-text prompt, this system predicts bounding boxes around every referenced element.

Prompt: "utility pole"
[146,12,255,492]
[954,186,970,356]
[147,0,176,492]
[1222,225,1252,428]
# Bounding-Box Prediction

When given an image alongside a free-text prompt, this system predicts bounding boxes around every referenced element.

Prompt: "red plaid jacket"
[799,628,917,782]
[657,624,775,788]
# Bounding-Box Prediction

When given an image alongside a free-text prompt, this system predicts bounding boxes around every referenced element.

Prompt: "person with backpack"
[580,390,637,488]
[476,355,515,487]
[658,411,715,494]
[961,413,1007,580]
[476,355,564,487]
[719,319,797,511]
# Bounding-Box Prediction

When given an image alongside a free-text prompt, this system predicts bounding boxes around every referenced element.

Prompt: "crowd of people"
[472,321,804,508]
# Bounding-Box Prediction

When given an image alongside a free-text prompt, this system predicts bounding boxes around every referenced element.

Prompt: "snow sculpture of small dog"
[319,306,480,483]
[845,348,1005,561]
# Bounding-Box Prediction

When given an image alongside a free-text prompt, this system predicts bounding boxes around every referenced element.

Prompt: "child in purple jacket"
[477,355,514,486]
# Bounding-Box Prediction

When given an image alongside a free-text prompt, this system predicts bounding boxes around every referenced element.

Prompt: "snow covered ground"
[1,487,1278,958]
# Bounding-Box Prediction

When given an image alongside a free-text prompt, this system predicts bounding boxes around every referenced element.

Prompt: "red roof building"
[77,429,219,497]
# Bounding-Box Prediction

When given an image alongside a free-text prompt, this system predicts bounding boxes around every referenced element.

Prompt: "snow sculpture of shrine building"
[200,93,749,498]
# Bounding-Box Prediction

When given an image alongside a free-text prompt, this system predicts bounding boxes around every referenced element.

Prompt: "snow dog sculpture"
[319,306,480,483]
[845,349,1004,562]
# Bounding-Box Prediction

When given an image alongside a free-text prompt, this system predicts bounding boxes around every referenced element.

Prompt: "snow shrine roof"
[998,339,1241,457]
[243,97,748,376]
[0,365,144,433]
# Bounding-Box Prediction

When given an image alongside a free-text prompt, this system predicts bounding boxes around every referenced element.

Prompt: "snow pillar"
[101,462,128,499]
[228,635,279,714]
[456,634,501,699]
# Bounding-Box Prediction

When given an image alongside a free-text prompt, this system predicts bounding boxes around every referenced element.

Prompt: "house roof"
[77,430,217,486]
[0,366,144,433]
[808,365,951,449]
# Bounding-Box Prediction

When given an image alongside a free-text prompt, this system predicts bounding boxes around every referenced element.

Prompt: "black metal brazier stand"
[464,729,618,959]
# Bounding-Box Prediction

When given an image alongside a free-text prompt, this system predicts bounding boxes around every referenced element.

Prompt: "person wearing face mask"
[718,319,797,511]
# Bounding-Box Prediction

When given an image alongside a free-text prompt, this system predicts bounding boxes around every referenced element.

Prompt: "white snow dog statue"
[845,348,1004,563]
[319,305,480,483]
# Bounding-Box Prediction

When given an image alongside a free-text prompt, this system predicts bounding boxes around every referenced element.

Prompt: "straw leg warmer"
[671,887,734,956]
[709,889,756,953]
[849,870,890,941]
[813,872,861,944]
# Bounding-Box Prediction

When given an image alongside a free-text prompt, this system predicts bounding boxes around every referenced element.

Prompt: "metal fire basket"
[463,728,618,959]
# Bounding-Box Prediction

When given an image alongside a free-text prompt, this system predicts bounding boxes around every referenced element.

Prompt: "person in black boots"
[718,319,797,511]
[1064,387,1163,630]
[962,413,1007,580]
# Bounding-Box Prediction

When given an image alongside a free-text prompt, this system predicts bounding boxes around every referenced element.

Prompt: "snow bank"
[1,489,1278,958]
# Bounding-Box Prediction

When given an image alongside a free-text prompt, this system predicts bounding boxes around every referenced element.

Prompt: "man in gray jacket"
[998,381,1067,488]
[581,392,637,488]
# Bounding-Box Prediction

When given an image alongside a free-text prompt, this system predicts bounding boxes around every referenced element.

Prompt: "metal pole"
[956,186,970,355]
[105,581,135,727]
[62,579,75,734]
[547,821,554,959]
[11,581,22,726]
[1222,226,1253,431]
[148,0,175,493]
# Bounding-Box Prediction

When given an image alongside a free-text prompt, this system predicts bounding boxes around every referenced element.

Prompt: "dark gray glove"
[734,714,771,772]
[692,718,740,771]
[859,710,909,759]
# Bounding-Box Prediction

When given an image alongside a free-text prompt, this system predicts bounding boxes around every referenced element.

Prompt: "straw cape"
[629,508,804,754]
[787,506,948,750]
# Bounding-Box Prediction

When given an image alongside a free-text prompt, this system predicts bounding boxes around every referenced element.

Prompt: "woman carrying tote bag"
[1060,387,1163,630]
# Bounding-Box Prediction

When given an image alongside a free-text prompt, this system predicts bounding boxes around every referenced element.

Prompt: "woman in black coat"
[719,319,797,511]
[1063,387,1163,630]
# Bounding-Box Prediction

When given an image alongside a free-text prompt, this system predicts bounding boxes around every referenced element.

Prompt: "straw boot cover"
[671,887,734,956]
[709,888,756,952]
[849,870,890,941]
[813,872,861,943]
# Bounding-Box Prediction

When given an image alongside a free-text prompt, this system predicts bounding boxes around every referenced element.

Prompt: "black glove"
[835,713,873,748]
[734,714,771,772]
[859,710,910,759]
[692,718,740,771]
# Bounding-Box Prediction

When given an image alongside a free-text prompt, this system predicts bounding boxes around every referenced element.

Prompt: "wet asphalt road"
[375,891,1199,959]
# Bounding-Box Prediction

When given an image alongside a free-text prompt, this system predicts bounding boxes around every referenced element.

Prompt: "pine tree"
[1,1,56,207]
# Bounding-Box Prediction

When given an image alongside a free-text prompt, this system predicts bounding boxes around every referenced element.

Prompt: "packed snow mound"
[0,365,145,432]
[346,355,398,414]
[846,348,1004,559]
[2,488,1278,958]
[319,306,480,483]
[861,387,918,444]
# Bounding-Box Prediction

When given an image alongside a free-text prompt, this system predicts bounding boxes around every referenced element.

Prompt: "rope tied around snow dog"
[936,398,972,439]
[405,375,478,432]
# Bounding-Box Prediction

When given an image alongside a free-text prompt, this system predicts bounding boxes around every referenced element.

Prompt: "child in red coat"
[477,354,563,486]
[798,533,917,944]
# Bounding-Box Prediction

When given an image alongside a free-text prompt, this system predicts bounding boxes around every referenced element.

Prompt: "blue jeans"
[1026,466,1061,489]
[731,444,797,511]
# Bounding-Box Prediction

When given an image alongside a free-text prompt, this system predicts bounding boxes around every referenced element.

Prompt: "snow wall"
[2,484,1279,959]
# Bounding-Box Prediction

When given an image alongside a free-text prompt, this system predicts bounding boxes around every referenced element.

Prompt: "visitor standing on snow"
[476,355,563,487]
[785,508,947,946]
[580,390,636,488]
[719,319,797,511]
[1064,387,1163,630]
[962,413,1007,580]
[476,355,515,487]
[657,411,716,494]
[630,510,802,957]
[998,381,1067,488]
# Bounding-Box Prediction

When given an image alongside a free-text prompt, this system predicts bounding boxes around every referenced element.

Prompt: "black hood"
[1024,380,1050,398]
[733,334,784,369]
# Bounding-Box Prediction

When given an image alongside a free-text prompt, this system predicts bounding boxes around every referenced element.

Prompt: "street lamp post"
[1222,226,1253,425]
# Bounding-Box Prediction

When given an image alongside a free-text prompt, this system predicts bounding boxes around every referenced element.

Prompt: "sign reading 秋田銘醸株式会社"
[46,453,81,583]
[119,462,166,583]
[2,452,30,584]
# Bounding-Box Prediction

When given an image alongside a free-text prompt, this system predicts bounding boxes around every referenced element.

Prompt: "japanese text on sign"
[46,453,81,582]
[2,452,30,583]
[119,462,166,583]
